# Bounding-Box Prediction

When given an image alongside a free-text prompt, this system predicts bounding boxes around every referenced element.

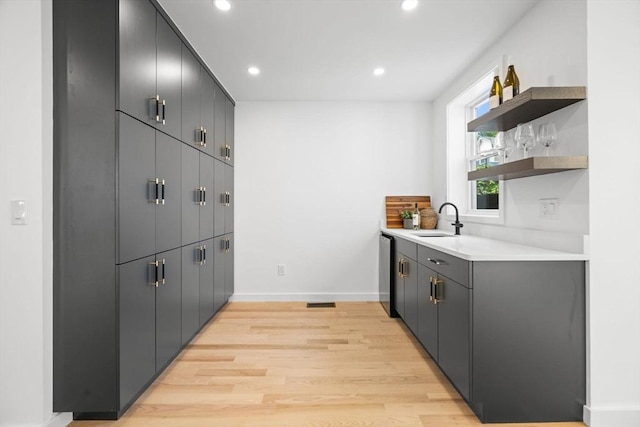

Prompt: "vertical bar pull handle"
[149,260,159,287]
[429,277,434,302]
[149,178,161,204]
[226,238,230,252]
[202,245,207,264]
[202,128,207,147]
[161,99,166,125]
[201,187,206,206]
[160,259,166,285]
[151,95,160,123]
[160,179,165,204]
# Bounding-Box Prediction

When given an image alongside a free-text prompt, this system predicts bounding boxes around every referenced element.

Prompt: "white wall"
[235,102,431,301]
[0,0,60,426]
[432,0,589,250]
[430,0,640,425]
[585,1,640,426]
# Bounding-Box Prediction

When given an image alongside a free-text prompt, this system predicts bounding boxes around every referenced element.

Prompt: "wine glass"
[537,123,557,156]
[515,123,535,158]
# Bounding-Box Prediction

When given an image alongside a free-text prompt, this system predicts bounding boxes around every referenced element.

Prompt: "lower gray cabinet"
[394,236,585,423]
[214,233,234,313]
[181,244,200,345]
[118,247,181,409]
[199,238,215,326]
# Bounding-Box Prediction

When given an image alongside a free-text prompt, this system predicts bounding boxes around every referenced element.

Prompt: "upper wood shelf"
[468,156,588,181]
[467,86,586,132]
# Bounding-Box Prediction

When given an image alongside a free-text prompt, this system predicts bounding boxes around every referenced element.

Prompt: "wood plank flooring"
[68,302,586,427]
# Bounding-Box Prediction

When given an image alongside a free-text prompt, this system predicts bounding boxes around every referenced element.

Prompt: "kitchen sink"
[411,232,454,237]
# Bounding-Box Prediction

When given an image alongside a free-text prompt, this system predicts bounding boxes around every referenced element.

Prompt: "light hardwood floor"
[69,302,586,427]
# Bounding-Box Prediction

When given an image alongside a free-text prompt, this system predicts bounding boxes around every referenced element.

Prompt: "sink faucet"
[438,202,464,235]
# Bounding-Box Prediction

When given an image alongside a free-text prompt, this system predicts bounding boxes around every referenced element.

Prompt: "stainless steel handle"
[201,187,206,206]
[225,191,231,206]
[149,178,161,204]
[226,238,230,252]
[224,144,231,160]
[151,95,160,122]
[202,127,207,147]
[160,179,165,204]
[160,258,166,285]
[161,99,166,125]
[432,277,443,304]
[201,245,207,264]
[150,260,160,287]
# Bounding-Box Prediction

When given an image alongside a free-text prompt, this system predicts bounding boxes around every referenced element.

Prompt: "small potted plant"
[400,210,414,229]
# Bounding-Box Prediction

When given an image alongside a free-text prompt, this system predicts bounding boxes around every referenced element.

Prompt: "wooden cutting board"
[385,196,432,228]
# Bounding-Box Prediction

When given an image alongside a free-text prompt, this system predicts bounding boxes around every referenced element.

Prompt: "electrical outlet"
[539,198,558,218]
[277,264,286,276]
[11,200,27,225]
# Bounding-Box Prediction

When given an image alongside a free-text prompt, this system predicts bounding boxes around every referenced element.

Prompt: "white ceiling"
[157,0,539,102]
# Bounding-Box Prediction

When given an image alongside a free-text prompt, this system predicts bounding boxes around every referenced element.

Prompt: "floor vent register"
[306,302,336,308]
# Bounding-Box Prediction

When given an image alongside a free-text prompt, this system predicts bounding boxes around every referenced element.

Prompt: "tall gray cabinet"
[53,0,235,420]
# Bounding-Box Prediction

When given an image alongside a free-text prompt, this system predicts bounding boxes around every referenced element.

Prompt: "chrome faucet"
[438,202,463,235]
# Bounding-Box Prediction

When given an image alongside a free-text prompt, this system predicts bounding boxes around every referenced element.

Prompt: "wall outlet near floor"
[277,264,286,276]
[539,198,558,218]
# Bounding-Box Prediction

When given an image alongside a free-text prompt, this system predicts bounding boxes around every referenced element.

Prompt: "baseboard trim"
[230,293,379,302]
[46,412,73,427]
[583,405,640,427]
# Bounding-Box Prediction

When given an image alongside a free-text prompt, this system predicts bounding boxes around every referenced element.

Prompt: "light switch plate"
[11,200,27,225]
[539,198,558,218]
[277,264,286,276]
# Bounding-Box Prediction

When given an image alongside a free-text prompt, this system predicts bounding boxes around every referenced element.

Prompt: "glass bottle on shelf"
[489,76,502,109]
[503,65,520,102]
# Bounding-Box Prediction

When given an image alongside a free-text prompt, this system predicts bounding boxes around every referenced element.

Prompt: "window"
[445,61,504,223]
[467,96,500,210]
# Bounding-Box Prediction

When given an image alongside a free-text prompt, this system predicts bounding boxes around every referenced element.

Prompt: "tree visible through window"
[468,98,500,210]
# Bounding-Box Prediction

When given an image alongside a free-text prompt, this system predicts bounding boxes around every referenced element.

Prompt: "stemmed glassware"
[494,131,515,163]
[537,123,557,156]
[515,123,535,158]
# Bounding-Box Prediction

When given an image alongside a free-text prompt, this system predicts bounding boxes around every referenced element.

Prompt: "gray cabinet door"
[225,96,234,165]
[181,144,199,245]
[199,154,215,239]
[119,0,156,126]
[214,158,225,236]
[199,238,215,326]
[181,245,200,345]
[200,71,215,158]
[155,248,182,371]
[403,257,418,335]
[155,132,181,253]
[437,275,471,401]
[155,14,181,139]
[224,233,234,303]
[213,235,226,314]
[181,46,201,147]
[417,264,438,358]
[394,252,405,319]
[224,163,234,233]
[118,113,155,263]
[119,255,156,408]
[214,83,226,161]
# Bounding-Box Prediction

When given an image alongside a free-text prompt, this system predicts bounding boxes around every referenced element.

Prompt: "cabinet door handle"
[151,95,160,123]
[427,257,446,266]
[201,187,206,206]
[161,99,166,125]
[149,178,161,204]
[432,277,443,304]
[226,191,231,206]
[201,245,207,264]
[202,127,207,147]
[224,145,231,160]
[150,260,160,287]
[226,238,230,252]
[160,179,165,204]
[429,276,434,302]
[160,258,166,285]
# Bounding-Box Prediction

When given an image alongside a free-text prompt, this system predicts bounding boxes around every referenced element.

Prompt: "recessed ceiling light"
[373,67,385,76]
[401,0,418,11]
[214,0,231,11]
[247,66,260,76]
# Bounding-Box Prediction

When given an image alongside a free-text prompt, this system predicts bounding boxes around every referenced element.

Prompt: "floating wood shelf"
[468,156,588,181]
[467,87,586,132]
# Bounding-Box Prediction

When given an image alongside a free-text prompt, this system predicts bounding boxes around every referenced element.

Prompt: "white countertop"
[381,228,589,261]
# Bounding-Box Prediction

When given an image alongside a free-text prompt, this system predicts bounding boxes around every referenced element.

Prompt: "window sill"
[443,211,504,226]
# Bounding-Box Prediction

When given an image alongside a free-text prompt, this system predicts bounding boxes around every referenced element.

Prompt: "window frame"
[445,59,505,225]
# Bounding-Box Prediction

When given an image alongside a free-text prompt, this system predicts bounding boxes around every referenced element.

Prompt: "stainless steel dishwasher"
[379,233,397,317]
